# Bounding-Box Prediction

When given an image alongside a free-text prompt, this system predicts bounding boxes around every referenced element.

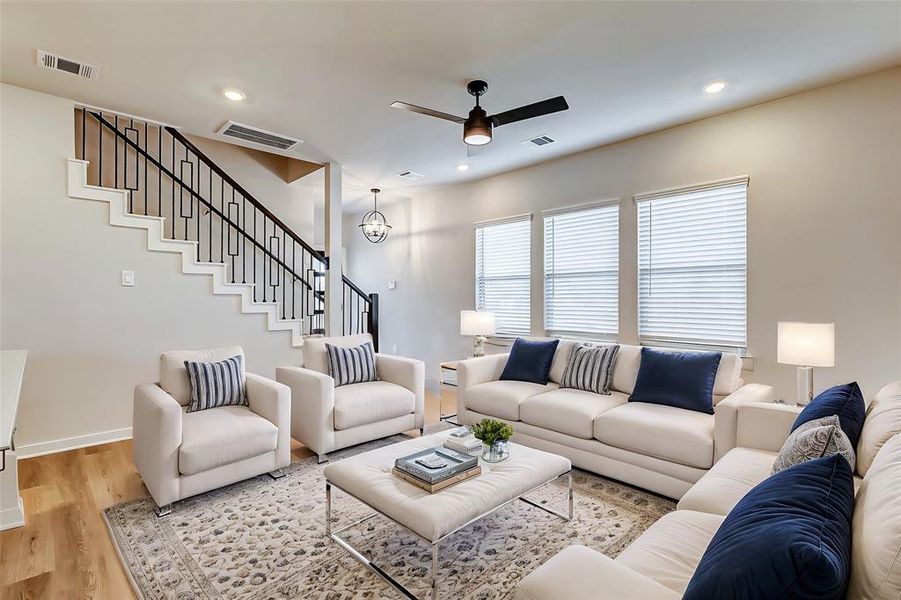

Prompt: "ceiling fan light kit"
[392,79,568,147]
[360,188,391,244]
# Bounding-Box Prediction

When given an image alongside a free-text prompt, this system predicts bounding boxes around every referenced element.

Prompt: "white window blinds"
[475,216,531,337]
[637,178,748,350]
[544,202,619,337]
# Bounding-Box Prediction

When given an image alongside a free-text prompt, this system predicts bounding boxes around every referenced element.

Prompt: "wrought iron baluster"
[157,125,162,218]
[291,239,296,320]
[220,179,225,263]
[171,135,176,239]
[242,197,247,284]
[208,167,212,263]
[114,115,119,189]
[143,121,148,215]
[98,111,103,186]
[253,208,257,301]
[196,161,201,258]
[262,217,267,300]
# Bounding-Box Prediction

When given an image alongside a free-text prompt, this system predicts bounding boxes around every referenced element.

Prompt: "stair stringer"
[66,158,306,347]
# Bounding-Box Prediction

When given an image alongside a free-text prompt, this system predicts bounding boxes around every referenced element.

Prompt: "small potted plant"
[471,418,514,462]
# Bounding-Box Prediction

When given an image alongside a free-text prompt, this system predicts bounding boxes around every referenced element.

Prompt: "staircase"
[70,107,377,348]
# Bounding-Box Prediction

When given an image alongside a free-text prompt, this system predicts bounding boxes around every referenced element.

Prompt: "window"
[475,215,531,336]
[544,202,619,338]
[636,177,748,351]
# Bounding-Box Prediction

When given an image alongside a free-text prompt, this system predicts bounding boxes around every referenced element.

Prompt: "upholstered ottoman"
[324,431,572,599]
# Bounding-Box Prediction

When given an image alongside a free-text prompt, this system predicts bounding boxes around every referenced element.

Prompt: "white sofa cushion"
[856,381,901,476]
[464,380,557,421]
[521,389,627,439]
[333,380,415,430]
[616,510,725,595]
[848,432,901,599]
[594,402,715,469]
[160,346,244,406]
[515,545,679,600]
[178,405,277,475]
[302,333,373,374]
[677,447,776,515]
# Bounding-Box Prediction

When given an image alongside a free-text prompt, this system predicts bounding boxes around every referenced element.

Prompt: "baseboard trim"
[16,427,133,459]
[0,496,25,531]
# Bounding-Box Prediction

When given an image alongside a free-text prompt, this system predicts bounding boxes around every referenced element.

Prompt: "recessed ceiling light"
[703,81,727,94]
[222,89,246,102]
[457,164,470,172]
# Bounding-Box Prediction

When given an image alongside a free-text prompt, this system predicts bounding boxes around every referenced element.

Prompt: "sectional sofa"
[514,381,901,599]
[457,342,775,498]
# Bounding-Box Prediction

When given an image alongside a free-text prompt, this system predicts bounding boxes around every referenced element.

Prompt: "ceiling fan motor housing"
[464,98,492,145]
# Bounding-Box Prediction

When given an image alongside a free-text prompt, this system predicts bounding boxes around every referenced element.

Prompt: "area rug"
[105,429,675,599]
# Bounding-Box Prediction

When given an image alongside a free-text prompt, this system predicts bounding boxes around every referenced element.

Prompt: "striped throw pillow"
[560,343,620,395]
[326,341,377,386]
[184,355,247,412]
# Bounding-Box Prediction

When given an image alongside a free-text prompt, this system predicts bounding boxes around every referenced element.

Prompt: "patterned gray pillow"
[772,415,856,474]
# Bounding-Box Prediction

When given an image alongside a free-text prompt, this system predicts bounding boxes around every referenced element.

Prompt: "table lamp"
[777,321,835,405]
[460,310,496,357]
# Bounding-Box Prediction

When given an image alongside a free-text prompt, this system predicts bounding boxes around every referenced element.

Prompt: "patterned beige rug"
[105,430,674,599]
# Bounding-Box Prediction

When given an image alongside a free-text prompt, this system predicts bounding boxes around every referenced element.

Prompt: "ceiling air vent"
[216,121,302,151]
[36,49,99,80]
[522,134,555,148]
[397,170,426,181]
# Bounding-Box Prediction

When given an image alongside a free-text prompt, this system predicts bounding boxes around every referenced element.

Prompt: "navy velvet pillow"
[499,338,560,385]
[792,382,866,449]
[629,348,721,414]
[683,454,854,600]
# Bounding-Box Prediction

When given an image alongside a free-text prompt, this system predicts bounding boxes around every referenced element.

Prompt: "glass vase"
[481,440,510,463]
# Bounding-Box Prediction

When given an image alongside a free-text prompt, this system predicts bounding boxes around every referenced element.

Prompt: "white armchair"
[276,334,424,462]
[133,346,291,516]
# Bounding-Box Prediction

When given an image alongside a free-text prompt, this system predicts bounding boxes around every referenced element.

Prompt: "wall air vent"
[397,170,426,180]
[522,134,556,148]
[216,121,302,151]
[36,49,99,80]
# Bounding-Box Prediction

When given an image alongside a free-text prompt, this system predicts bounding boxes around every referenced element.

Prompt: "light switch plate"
[121,270,135,287]
[388,280,396,290]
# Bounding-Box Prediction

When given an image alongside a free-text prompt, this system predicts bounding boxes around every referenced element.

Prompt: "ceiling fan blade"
[490,96,569,127]
[390,101,466,124]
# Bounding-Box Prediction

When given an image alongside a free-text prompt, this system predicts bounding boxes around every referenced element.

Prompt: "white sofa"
[457,342,774,499]
[133,346,291,516]
[276,333,425,462]
[515,381,901,600]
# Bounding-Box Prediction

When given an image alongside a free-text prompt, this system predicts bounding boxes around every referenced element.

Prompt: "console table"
[1,349,27,530]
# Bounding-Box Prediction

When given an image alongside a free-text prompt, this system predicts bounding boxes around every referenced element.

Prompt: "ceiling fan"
[391,80,568,147]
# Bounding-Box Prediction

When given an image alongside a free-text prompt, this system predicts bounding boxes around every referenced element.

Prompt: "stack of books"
[393,446,481,493]
[443,427,482,454]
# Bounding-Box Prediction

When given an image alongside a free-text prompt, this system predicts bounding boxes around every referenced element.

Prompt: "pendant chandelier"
[359,188,391,244]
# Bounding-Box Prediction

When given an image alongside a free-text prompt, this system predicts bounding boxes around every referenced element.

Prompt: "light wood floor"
[0,389,456,599]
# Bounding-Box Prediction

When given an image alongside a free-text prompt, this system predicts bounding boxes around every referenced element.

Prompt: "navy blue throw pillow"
[684,454,854,600]
[499,338,560,385]
[629,348,721,414]
[792,382,866,449]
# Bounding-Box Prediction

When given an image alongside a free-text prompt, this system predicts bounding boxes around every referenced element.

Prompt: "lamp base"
[472,336,487,358]
[796,366,814,406]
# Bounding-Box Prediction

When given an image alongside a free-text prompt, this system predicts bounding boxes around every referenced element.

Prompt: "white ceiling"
[2,1,899,210]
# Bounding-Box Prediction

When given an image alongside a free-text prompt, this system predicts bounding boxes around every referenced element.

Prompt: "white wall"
[344,67,901,400]
[0,83,304,451]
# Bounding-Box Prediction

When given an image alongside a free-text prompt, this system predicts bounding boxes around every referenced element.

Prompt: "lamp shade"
[777,322,835,367]
[460,310,496,336]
